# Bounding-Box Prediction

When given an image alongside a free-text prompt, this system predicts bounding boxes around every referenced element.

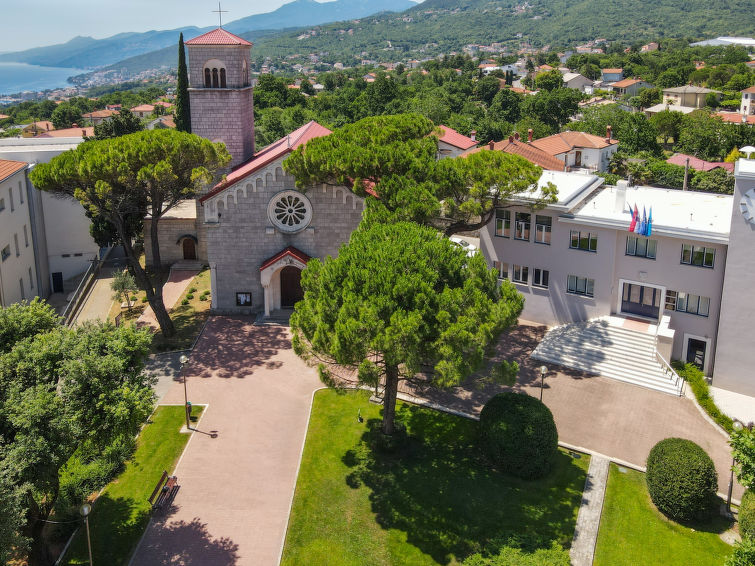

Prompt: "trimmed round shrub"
[740,489,755,539]
[479,392,558,479]
[181,298,189,306]
[646,438,718,522]
[186,293,194,300]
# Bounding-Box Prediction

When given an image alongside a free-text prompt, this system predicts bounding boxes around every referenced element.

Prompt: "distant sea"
[0,62,87,96]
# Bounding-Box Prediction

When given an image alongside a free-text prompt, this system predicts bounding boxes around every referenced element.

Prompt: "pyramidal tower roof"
[185,28,252,46]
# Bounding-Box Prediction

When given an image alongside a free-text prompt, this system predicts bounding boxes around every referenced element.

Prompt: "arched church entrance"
[182,238,197,260]
[280,265,303,308]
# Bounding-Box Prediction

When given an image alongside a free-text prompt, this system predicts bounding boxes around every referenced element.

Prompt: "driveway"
[403,321,744,500]
[131,316,321,566]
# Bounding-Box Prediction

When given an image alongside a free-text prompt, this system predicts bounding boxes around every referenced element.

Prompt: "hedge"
[646,437,718,522]
[741,489,755,540]
[672,361,733,433]
[479,392,558,479]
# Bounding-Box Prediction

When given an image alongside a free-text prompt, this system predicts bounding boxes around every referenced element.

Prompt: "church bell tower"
[185,28,255,168]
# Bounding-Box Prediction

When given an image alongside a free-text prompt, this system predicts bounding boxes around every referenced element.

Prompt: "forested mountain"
[0,0,415,70]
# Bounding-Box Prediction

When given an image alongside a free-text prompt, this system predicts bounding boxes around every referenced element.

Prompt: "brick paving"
[403,321,745,500]
[131,316,321,566]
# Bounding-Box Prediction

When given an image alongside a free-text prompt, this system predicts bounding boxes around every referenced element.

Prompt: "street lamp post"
[727,419,744,514]
[539,365,547,401]
[80,503,93,566]
[180,354,191,430]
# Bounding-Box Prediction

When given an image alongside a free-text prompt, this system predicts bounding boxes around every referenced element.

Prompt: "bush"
[726,537,755,566]
[673,362,733,433]
[646,437,718,521]
[186,293,194,300]
[189,287,197,293]
[479,392,558,479]
[199,295,208,301]
[141,296,148,303]
[741,490,755,540]
[181,298,189,306]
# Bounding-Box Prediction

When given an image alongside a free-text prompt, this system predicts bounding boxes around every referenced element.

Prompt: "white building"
[0,160,38,306]
[481,161,755,397]
[529,130,619,172]
[740,86,755,116]
[0,137,99,296]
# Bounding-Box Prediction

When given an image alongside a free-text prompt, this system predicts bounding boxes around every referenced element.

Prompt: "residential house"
[130,104,155,118]
[601,68,623,83]
[82,109,117,125]
[562,72,595,92]
[716,112,755,125]
[666,153,734,173]
[436,126,478,158]
[468,132,565,171]
[36,127,94,138]
[611,78,653,97]
[147,116,176,130]
[662,86,720,109]
[0,160,38,306]
[640,42,659,52]
[740,86,755,116]
[481,159,755,397]
[21,121,54,137]
[529,129,619,172]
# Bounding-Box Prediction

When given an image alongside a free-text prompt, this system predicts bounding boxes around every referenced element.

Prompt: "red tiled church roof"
[259,246,311,271]
[185,28,252,46]
[437,125,477,150]
[199,121,332,203]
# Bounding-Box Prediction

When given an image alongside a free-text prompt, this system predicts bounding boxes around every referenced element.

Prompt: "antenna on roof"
[212,1,228,27]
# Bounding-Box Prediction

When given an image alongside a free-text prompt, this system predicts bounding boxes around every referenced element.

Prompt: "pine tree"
[175,33,191,133]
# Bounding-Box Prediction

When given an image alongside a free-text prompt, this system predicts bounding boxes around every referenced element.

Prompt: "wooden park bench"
[148,470,179,511]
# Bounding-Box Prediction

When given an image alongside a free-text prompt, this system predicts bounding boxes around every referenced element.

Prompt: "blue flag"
[641,207,647,236]
[647,207,653,237]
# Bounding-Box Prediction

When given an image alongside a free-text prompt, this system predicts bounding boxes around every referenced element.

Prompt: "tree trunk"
[149,215,176,337]
[116,220,176,337]
[381,364,400,435]
[25,492,54,566]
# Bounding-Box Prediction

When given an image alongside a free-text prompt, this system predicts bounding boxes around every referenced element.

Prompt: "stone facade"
[187,43,254,167]
[202,159,364,314]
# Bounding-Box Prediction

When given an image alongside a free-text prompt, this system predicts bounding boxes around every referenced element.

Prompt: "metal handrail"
[655,349,684,395]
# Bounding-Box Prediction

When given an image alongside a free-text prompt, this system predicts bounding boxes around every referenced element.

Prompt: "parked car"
[449,236,478,257]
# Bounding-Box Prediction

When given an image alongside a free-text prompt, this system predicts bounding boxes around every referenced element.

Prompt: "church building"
[148,27,365,316]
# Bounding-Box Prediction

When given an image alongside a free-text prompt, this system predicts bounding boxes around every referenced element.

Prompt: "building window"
[514,212,530,241]
[495,209,510,237]
[9,188,14,212]
[535,215,551,245]
[18,181,23,204]
[512,264,528,284]
[19,278,24,300]
[0,197,4,211]
[204,68,211,87]
[570,230,597,252]
[567,275,595,297]
[1,245,10,261]
[680,244,715,268]
[23,225,28,247]
[220,68,227,88]
[675,292,710,317]
[533,268,549,288]
[13,234,19,256]
[626,236,656,259]
[493,260,509,279]
[664,290,677,311]
[267,190,313,233]
[28,267,33,290]
[212,68,219,88]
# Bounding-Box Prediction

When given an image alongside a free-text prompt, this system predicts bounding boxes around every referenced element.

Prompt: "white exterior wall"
[557,145,617,172]
[0,168,38,306]
[437,140,469,159]
[741,91,753,115]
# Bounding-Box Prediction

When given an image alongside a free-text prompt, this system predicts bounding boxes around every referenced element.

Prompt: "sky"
[0,0,318,53]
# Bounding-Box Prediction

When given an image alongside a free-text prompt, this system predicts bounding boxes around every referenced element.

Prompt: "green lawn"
[63,404,204,565]
[281,389,589,566]
[594,463,733,566]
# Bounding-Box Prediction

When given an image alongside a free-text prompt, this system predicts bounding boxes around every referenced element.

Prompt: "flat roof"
[147,199,197,220]
[565,184,732,243]
[513,170,602,210]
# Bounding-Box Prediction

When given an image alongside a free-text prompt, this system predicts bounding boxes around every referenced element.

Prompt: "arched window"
[220,68,227,88]
[212,68,219,88]
[204,68,211,87]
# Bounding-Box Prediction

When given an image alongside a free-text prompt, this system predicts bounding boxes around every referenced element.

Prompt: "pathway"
[137,268,199,331]
[130,317,320,566]
[570,455,609,566]
[403,321,745,500]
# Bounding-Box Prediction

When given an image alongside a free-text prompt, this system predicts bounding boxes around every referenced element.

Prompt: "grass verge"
[281,389,589,566]
[151,267,211,352]
[594,463,733,566]
[62,404,204,566]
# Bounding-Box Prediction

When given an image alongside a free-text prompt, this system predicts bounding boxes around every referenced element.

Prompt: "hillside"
[0,0,415,70]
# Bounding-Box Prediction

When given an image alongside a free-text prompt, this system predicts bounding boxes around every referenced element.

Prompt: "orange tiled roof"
[185,28,252,46]
[0,159,27,183]
[611,78,643,88]
[716,112,755,125]
[742,86,755,94]
[602,68,623,74]
[24,121,54,132]
[36,127,94,138]
[199,121,332,203]
[467,137,565,171]
[0,114,10,120]
[530,131,618,155]
[437,125,477,150]
[130,104,155,113]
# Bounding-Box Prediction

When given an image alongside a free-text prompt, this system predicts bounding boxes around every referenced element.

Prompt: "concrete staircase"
[171,260,205,271]
[531,317,683,396]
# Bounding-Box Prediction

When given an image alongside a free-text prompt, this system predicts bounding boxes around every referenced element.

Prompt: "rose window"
[267,190,312,233]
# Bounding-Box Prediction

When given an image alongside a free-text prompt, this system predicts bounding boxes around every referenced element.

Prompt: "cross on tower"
[212,2,228,27]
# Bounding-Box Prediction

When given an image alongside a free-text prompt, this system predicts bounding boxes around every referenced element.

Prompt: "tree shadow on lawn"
[342,404,586,565]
